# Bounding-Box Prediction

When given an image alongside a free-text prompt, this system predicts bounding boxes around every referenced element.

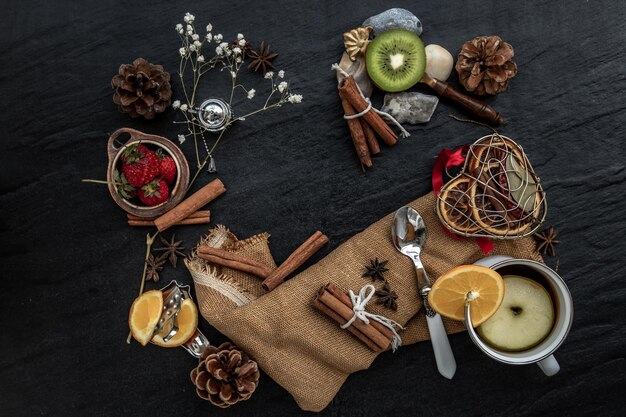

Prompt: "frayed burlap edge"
[185,225,255,307]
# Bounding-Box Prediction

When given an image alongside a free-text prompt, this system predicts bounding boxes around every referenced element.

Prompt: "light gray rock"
[335,52,373,97]
[381,92,438,124]
[363,8,422,36]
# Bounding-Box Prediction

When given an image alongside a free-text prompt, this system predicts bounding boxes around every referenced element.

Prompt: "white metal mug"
[466,256,574,376]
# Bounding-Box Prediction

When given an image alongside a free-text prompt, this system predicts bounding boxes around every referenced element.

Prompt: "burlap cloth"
[185,192,543,411]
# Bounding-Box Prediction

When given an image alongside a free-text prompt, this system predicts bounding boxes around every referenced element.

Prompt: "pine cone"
[455,36,517,95]
[111,58,172,119]
[190,342,260,408]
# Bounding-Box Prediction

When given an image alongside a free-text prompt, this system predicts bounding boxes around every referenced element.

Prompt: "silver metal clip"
[155,281,211,357]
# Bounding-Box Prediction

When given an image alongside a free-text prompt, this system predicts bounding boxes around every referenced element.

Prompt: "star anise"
[154,234,186,267]
[145,253,166,282]
[247,41,278,75]
[375,281,398,311]
[362,258,389,282]
[534,227,560,257]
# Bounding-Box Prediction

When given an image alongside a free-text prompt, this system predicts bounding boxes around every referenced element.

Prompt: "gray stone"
[362,8,422,36]
[335,52,373,97]
[381,92,438,124]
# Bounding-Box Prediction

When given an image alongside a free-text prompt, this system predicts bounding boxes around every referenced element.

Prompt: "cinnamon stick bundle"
[197,246,273,279]
[338,76,398,146]
[127,210,211,227]
[340,97,372,170]
[262,231,329,291]
[154,179,225,232]
[313,283,392,352]
[324,283,393,340]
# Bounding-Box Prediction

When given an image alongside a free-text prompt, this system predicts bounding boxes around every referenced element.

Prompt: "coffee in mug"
[477,274,555,352]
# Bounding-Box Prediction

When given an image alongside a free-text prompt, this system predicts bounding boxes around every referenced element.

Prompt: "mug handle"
[537,355,560,376]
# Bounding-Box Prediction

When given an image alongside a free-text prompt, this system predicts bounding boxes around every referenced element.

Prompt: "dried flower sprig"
[173,12,303,172]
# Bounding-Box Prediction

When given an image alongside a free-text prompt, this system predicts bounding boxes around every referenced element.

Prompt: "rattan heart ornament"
[436,134,547,239]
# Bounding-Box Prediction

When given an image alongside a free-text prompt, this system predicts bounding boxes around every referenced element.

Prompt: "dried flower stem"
[172,13,302,171]
[126,232,159,344]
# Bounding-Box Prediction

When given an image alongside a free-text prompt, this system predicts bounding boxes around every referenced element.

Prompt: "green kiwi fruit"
[365,29,426,92]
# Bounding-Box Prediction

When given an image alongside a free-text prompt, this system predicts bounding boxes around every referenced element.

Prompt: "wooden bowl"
[106,128,190,218]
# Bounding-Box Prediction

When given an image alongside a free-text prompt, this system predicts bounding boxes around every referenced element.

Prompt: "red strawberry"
[121,143,160,187]
[156,149,177,184]
[138,179,169,206]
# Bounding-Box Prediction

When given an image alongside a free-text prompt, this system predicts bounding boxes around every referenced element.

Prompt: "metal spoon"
[392,206,457,379]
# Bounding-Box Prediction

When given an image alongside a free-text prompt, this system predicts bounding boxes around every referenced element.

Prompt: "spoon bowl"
[392,206,427,257]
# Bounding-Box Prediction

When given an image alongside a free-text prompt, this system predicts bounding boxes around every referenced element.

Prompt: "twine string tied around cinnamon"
[331,63,410,138]
[340,284,404,351]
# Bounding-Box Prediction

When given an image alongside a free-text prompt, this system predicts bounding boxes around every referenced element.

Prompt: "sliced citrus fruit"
[428,265,505,326]
[438,177,481,233]
[151,297,198,348]
[128,290,164,346]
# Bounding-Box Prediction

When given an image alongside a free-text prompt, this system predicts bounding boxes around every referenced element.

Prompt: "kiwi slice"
[365,29,426,92]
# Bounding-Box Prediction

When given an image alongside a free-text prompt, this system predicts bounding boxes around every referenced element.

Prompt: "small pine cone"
[111,58,172,119]
[190,342,260,408]
[455,35,517,95]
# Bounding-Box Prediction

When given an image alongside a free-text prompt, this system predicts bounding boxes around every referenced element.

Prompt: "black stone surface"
[1,0,625,415]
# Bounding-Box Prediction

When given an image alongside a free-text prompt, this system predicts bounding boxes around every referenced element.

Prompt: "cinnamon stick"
[197,246,273,278]
[128,216,210,227]
[315,288,390,351]
[360,119,381,155]
[324,283,394,341]
[339,76,398,146]
[261,231,329,291]
[312,296,380,352]
[340,96,372,170]
[154,179,225,232]
[127,210,211,222]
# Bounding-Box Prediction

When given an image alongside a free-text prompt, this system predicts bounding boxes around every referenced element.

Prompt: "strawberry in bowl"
[106,128,189,218]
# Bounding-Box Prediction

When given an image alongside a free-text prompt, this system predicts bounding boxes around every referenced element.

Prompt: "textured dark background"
[1,0,625,416]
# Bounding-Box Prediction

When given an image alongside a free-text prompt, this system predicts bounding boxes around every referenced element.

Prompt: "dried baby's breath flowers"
[172,12,304,172]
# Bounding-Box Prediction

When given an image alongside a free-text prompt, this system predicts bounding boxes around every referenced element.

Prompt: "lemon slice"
[428,265,505,326]
[128,290,164,346]
[151,298,198,348]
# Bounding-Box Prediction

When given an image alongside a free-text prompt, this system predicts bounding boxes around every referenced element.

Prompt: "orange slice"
[128,290,163,346]
[438,177,481,233]
[428,265,505,327]
[151,298,198,348]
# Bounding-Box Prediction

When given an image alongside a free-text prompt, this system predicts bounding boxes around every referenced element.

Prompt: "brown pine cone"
[190,342,260,408]
[111,58,172,119]
[455,36,517,95]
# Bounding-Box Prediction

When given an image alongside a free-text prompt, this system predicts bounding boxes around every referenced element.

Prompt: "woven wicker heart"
[436,134,547,239]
